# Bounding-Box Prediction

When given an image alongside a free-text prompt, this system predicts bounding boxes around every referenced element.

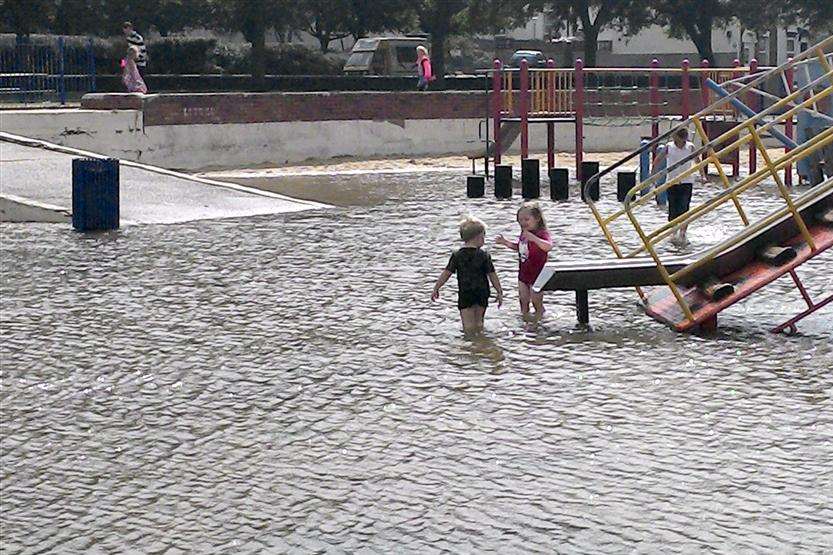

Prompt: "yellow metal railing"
[584,36,833,324]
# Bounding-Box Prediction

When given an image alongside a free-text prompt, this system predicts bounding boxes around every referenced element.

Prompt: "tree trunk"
[432,33,447,86]
[250,25,266,83]
[582,25,599,67]
[682,22,715,65]
[318,34,331,53]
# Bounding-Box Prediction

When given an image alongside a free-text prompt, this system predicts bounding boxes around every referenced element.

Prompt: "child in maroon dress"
[496,202,552,318]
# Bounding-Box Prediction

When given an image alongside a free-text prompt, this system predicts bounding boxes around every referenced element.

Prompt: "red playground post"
[546,58,556,170]
[492,59,503,166]
[520,59,530,159]
[748,58,758,175]
[784,60,794,186]
[732,58,742,176]
[681,59,691,119]
[574,58,585,180]
[699,59,710,110]
[649,59,659,146]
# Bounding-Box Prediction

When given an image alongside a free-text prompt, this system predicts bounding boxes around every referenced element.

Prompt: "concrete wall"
[0,108,659,171]
[2,91,766,171]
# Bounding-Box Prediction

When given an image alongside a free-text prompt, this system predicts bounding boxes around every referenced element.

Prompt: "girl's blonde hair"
[459,216,486,241]
[416,45,428,56]
[127,45,141,60]
[517,201,547,230]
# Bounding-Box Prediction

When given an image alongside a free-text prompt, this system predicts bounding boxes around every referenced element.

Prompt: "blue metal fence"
[0,36,97,105]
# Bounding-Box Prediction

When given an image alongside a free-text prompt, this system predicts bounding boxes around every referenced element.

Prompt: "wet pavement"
[0,139,321,224]
[1,171,831,552]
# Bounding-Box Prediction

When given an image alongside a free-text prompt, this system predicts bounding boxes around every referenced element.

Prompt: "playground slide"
[469,121,521,159]
[534,183,833,330]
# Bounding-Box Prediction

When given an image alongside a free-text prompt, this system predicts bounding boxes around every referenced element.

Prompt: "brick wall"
[81,89,713,126]
[83,91,488,126]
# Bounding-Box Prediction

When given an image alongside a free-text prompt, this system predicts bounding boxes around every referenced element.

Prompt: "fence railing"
[0,36,96,105]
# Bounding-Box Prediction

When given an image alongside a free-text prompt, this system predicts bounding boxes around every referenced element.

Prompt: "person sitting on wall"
[122,46,148,94]
[122,21,148,78]
[416,45,434,91]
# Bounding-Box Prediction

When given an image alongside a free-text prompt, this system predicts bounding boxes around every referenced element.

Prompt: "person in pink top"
[122,45,148,94]
[496,202,553,318]
[416,45,433,91]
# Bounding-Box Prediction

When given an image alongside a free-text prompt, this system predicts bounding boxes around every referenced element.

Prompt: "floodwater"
[1,171,832,553]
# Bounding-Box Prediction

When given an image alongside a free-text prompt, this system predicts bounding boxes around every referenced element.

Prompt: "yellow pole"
[747,124,817,250]
[691,116,750,226]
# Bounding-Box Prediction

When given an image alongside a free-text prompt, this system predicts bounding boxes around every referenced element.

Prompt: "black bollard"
[549,168,569,201]
[72,158,119,231]
[576,289,589,325]
[617,171,636,202]
[495,164,513,199]
[467,175,485,198]
[580,161,600,202]
[521,158,540,199]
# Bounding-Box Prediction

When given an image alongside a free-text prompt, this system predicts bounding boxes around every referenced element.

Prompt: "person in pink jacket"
[122,46,148,94]
[416,45,433,91]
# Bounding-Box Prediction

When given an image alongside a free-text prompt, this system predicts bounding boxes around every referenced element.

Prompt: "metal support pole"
[575,58,585,181]
[520,59,530,159]
[649,58,659,146]
[492,59,503,167]
[547,59,556,170]
[784,60,794,186]
[700,59,710,110]
[58,36,66,105]
[732,58,742,177]
[88,36,97,93]
[681,59,690,119]
[748,58,759,176]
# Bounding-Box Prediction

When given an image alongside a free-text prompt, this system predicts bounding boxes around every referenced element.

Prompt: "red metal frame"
[732,58,742,177]
[492,59,503,166]
[547,59,556,170]
[748,59,759,176]
[784,60,795,187]
[649,59,659,149]
[574,58,584,181]
[681,59,691,120]
[771,270,833,334]
[699,59,710,109]
[520,59,529,159]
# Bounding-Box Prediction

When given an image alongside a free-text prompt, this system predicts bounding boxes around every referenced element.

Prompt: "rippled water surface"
[2,173,832,553]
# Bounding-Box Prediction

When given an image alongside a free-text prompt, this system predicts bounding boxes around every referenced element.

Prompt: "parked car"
[343,37,430,76]
[510,50,547,68]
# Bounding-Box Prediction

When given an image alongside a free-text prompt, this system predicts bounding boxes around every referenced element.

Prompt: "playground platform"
[0,133,323,224]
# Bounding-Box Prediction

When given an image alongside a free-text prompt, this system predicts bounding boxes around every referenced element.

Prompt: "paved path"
[1,133,324,225]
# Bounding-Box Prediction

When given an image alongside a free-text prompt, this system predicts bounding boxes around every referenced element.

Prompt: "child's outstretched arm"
[522,230,553,252]
[495,234,519,251]
[488,272,503,307]
[431,270,452,301]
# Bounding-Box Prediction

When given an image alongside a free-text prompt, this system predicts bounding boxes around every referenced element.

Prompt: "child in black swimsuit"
[431,216,503,332]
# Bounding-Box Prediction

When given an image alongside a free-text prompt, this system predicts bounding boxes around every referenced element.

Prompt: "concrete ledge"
[0,194,71,223]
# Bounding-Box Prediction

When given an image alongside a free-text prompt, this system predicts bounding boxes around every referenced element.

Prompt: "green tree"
[344,0,414,40]
[533,0,651,67]
[650,0,734,65]
[207,0,299,80]
[0,0,55,42]
[415,0,531,83]
[302,0,352,53]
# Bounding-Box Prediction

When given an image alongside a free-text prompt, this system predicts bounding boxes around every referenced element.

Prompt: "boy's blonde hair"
[517,201,547,230]
[459,216,486,241]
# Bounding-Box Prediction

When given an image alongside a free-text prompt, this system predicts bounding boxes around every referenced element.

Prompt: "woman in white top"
[652,128,707,245]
